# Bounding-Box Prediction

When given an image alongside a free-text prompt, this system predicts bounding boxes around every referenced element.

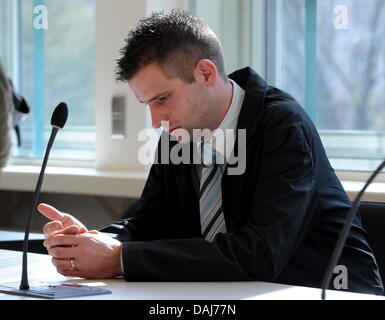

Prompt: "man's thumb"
[51,225,80,236]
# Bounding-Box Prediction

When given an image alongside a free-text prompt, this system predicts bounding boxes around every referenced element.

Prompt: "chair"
[359,201,385,285]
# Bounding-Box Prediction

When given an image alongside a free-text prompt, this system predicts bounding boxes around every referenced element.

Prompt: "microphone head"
[51,102,68,129]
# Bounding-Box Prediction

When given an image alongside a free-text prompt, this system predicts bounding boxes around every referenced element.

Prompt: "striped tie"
[199,147,226,242]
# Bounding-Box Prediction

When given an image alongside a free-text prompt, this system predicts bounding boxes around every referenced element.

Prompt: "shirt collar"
[199,79,245,165]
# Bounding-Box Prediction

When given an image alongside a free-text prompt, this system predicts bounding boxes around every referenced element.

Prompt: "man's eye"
[158,95,168,103]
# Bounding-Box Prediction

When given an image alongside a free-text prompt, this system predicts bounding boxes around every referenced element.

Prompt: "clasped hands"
[38,203,123,279]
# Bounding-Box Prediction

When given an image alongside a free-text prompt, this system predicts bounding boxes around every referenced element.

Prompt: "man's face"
[128,63,216,142]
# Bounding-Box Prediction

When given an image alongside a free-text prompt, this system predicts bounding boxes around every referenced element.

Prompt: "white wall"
[95,0,146,171]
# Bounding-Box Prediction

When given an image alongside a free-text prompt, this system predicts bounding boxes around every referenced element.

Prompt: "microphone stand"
[321,159,385,300]
[20,127,58,290]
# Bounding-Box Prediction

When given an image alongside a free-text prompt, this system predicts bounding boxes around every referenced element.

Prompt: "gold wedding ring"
[69,259,77,271]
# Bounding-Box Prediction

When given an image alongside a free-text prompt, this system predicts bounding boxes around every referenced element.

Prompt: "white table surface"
[0,249,383,301]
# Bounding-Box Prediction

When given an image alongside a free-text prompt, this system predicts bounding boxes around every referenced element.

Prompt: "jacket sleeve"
[118,105,318,282]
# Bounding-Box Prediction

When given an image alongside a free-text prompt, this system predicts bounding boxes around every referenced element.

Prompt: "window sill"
[340,181,385,203]
[0,165,384,202]
[0,165,148,198]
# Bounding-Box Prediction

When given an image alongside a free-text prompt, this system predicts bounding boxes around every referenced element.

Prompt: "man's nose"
[149,104,168,129]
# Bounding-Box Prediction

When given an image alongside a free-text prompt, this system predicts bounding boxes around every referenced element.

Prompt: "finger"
[43,221,63,237]
[76,226,88,234]
[44,234,79,250]
[38,203,66,222]
[48,245,78,259]
[51,225,80,236]
[51,258,82,277]
[38,203,88,232]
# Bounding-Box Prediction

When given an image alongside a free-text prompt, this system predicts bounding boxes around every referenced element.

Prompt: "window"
[0,0,96,164]
[190,0,265,78]
[191,0,385,172]
[268,0,385,172]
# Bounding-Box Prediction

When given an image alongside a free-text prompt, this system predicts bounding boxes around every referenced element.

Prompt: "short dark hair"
[115,9,226,83]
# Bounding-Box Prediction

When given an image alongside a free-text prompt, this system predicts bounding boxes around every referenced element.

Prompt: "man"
[39,10,383,294]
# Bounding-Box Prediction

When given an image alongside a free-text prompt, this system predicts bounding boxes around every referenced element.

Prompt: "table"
[0,249,383,301]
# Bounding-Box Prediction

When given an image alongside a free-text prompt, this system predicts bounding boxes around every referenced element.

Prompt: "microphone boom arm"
[19,127,59,290]
[321,159,385,300]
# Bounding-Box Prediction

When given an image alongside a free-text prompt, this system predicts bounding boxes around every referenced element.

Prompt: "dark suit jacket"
[103,67,384,295]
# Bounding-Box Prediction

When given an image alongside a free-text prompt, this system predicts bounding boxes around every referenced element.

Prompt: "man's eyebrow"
[140,91,172,104]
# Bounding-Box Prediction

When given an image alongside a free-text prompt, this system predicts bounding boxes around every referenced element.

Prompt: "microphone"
[0,103,111,298]
[321,158,385,300]
[19,102,68,290]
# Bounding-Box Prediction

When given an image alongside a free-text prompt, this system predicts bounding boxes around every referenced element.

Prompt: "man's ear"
[194,59,218,87]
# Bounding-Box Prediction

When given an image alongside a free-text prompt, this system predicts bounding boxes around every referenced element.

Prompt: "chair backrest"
[359,201,385,285]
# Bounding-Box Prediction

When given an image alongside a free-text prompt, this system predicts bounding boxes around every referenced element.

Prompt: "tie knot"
[201,142,217,167]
